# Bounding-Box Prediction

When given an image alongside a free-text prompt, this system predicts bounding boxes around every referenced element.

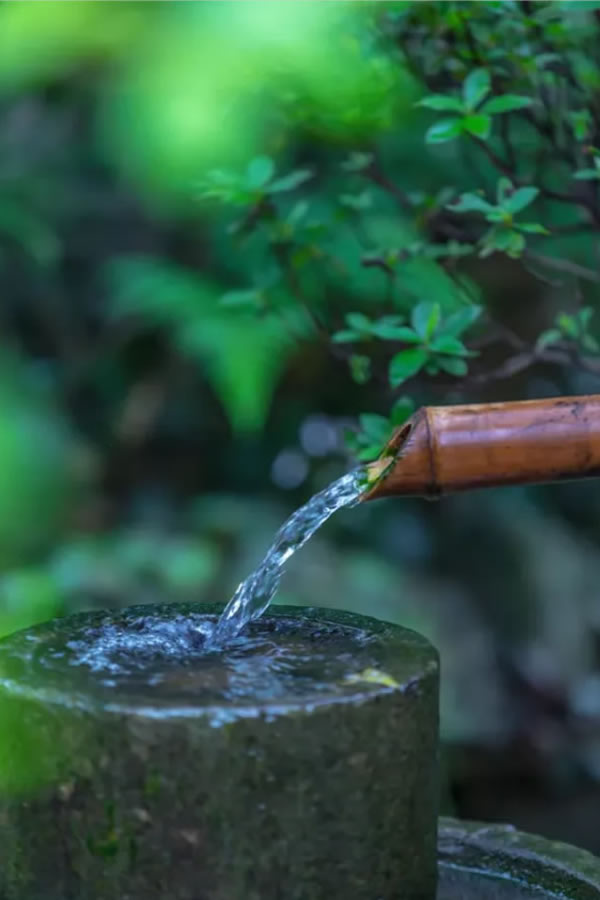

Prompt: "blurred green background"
[1,0,600,852]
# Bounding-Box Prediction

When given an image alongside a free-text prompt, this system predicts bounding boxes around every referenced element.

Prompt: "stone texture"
[0,603,439,900]
[438,817,600,899]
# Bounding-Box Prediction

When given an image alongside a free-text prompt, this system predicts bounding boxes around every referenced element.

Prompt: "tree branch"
[524,250,600,284]
[363,160,413,214]
[466,343,600,386]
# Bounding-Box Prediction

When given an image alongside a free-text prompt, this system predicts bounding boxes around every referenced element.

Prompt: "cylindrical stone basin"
[0,603,439,900]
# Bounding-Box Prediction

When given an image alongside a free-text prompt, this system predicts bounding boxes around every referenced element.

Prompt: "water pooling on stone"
[0,604,406,719]
[209,468,364,647]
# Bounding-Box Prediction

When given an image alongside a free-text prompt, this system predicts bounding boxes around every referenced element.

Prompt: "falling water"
[208,469,364,647]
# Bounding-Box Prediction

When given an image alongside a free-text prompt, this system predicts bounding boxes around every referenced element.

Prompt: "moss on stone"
[438,817,600,899]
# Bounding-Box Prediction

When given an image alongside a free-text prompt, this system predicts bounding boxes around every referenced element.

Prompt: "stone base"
[438,818,600,898]
[0,603,439,900]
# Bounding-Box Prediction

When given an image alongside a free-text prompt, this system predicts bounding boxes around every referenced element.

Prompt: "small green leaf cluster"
[334,302,481,386]
[389,302,480,385]
[569,110,592,142]
[449,178,548,258]
[573,150,600,181]
[345,397,415,462]
[419,68,531,144]
[538,308,600,354]
[200,156,313,207]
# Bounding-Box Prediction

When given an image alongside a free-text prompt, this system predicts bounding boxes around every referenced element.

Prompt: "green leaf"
[339,191,372,211]
[341,152,373,172]
[504,186,539,214]
[444,240,475,257]
[517,222,550,234]
[359,413,391,444]
[356,445,384,462]
[375,314,404,327]
[372,324,421,342]
[108,257,214,326]
[462,114,491,139]
[481,95,532,114]
[437,356,468,376]
[583,334,600,353]
[425,118,463,144]
[448,192,494,214]
[390,396,415,426]
[483,228,525,257]
[462,68,491,110]
[411,301,441,341]
[389,348,428,386]
[219,289,262,309]
[505,231,526,257]
[349,355,371,384]
[496,177,513,206]
[558,313,579,338]
[268,169,313,193]
[430,335,471,356]
[569,110,591,141]
[417,94,464,112]
[287,200,309,225]
[343,428,360,452]
[199,169,239,202]
[373,314,404,327]
[246,156,275,189]
[109,258,290,435]
[537,328,562,349]
[485,208,509,223]
[442,306,482,336]
[180,314,292,433]
[573,168,600,181]
[579,307,594,329]
[346,312,372,333]
[204,168,237,189]
[332,330,359,343]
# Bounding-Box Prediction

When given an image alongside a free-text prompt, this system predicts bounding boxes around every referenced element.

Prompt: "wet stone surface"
[0,603,433,719]
[437,818,600,900]
[0,603,439,900]
[438,870,559,899]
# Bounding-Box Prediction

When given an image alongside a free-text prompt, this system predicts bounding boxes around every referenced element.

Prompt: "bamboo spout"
[362,394,600,501]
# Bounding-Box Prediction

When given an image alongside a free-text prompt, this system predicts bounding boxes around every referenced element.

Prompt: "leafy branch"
[195,3,600,459]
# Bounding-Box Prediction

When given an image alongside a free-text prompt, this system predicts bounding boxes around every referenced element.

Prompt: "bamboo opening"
[362,394,600,502]
[364,420,413,486]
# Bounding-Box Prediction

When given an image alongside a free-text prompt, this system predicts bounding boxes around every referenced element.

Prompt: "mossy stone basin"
[0,603,439,900]
[437,817,600,899]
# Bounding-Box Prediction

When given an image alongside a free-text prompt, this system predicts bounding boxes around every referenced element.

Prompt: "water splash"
[209,469,364,647]
[0,603,400,724]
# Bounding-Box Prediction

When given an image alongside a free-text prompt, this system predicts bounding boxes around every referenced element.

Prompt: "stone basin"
[0,603,439,900]
[0,602,598,899]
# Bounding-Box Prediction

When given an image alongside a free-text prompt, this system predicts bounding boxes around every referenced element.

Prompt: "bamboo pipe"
[362,394,600,501]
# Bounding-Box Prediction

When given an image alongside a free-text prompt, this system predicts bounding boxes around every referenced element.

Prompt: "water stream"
[208,468,364,647]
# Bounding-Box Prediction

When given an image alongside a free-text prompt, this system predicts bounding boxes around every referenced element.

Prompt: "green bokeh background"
[0,0,600,853]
